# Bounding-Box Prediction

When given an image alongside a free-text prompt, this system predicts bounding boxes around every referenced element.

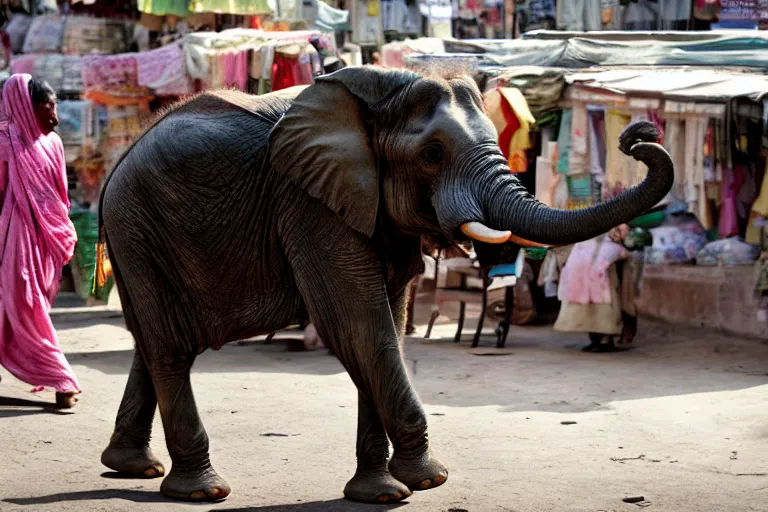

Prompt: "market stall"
[1,2,346,303]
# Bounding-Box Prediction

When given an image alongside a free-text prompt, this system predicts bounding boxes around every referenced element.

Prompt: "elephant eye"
[423,144,444,165]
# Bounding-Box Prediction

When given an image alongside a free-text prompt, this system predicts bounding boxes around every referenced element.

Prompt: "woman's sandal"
[55,392,79,409]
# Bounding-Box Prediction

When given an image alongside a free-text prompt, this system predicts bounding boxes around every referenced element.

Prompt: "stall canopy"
[428,31,768,70]
[566,69,768,103]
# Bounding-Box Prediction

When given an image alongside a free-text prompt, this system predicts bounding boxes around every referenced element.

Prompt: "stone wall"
[637,264,768,339]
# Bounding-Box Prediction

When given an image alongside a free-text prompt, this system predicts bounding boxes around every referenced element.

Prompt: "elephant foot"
[388,452,448,492]
[160,466,231,502]
[101,441,165,478]
[344,470,412,504]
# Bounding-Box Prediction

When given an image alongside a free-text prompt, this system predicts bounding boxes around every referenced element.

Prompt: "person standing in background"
[0,74,81,408]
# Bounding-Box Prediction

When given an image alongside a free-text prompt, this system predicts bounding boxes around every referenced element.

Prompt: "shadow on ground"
[4,491,405,511]
[218,499,407,512]
[0,396,75,418]
[3,489,167,506]
[50,299,768,416]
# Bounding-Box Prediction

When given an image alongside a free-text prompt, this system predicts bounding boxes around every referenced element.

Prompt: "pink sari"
[0,74,80,393]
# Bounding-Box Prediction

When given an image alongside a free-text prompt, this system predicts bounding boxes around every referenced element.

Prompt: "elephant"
[97,65,674,504]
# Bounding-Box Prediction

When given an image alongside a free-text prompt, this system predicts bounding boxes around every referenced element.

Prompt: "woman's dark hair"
[28,78,56,105]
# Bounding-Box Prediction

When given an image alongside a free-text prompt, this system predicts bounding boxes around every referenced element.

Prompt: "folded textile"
[82,53,147,98]
[10,54,36,76]
[22,14,66,54]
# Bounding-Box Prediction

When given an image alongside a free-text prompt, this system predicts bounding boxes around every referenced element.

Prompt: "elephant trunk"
[450,121,674,247]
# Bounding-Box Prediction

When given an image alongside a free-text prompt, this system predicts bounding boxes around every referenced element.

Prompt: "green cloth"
[525,248,547,261]
[137,0,190,17]
[69,209,114,301]
[190,0,272,14]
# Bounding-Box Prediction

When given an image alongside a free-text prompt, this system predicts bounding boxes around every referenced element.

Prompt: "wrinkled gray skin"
[98,66,673,504]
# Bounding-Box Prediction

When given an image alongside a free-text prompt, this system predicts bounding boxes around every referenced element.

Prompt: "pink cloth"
[0,74,80,393]
[10,54,36,76]
[136,42,192,97]
[220,50,249,91]
[558,237,630,305]
[82,53,142,97]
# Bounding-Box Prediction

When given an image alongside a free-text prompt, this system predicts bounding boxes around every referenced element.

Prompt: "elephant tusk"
[460,222,512,244]
[507,233,552,249]
[460,222,553,248]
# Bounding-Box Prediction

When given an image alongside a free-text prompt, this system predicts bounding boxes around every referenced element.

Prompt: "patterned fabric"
[22,15,66,54]
[136,43,192,96]
[82,53,146,97]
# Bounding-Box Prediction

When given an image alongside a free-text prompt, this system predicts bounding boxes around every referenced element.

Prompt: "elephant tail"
[93,191,112,295]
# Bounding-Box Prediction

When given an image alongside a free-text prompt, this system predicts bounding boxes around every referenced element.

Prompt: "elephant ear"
[269,66,419,237]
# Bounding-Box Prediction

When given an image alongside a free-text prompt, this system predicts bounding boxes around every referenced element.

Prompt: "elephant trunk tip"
[618,120,662,156]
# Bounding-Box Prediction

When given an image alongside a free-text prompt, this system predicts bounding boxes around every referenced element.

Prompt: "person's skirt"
[553,259,637,335]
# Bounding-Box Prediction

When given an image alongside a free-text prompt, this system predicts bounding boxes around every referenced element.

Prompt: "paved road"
[1,304,767,512]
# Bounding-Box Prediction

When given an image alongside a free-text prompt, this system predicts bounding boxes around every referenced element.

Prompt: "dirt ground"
[1,297,768,512]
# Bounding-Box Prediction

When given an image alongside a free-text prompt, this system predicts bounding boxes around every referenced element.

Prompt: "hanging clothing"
[556,109,573,175]
[499,88,534,173]
[604,110,631,187]
[139,0,192,16]
[569,102,589,176]
[484,87,535,173]
[189,0,272,14]
[719,166,742,239]
[663,118,686,201]
[272,44,314,92]
[683,116,711,228]
[0,75,80,394]
[587,106,606,184]
[136,42,192,97]
[559,0,602,31]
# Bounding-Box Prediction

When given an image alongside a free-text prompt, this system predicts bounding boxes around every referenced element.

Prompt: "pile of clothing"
[483,66,566,121]
[61,16,128,56]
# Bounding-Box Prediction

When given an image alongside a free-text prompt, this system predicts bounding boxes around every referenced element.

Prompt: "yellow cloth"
[746,160,768,244]
[483,88,505,135]
[604,110,631,188]
[499,87,535,173]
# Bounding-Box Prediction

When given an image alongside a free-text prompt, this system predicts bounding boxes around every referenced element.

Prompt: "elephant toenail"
[393,493,402,500]
[419,479,432,489]
[190,491,206,500]
[434,474,447,485]
[209,488,220,497]
[377,495,390,503]
[144,468,157,477]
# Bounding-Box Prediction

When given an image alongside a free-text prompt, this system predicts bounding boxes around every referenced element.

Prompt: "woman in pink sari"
[0,74,80,408]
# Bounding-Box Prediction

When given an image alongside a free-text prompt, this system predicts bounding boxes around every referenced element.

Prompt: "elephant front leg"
[382,286,448,493]
[344,392,411,503]
[373,353,448,493]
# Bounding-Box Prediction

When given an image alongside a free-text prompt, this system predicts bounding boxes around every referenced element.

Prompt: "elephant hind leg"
[148,351,230,502]
[101,351,164,478]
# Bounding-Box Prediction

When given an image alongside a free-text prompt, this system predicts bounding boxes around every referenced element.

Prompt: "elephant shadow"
[219,499,407,511]
[3,491,405,511]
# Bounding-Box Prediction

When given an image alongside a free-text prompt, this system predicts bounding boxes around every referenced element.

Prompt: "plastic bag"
[645,213,708,265]
[696,237,759,266]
